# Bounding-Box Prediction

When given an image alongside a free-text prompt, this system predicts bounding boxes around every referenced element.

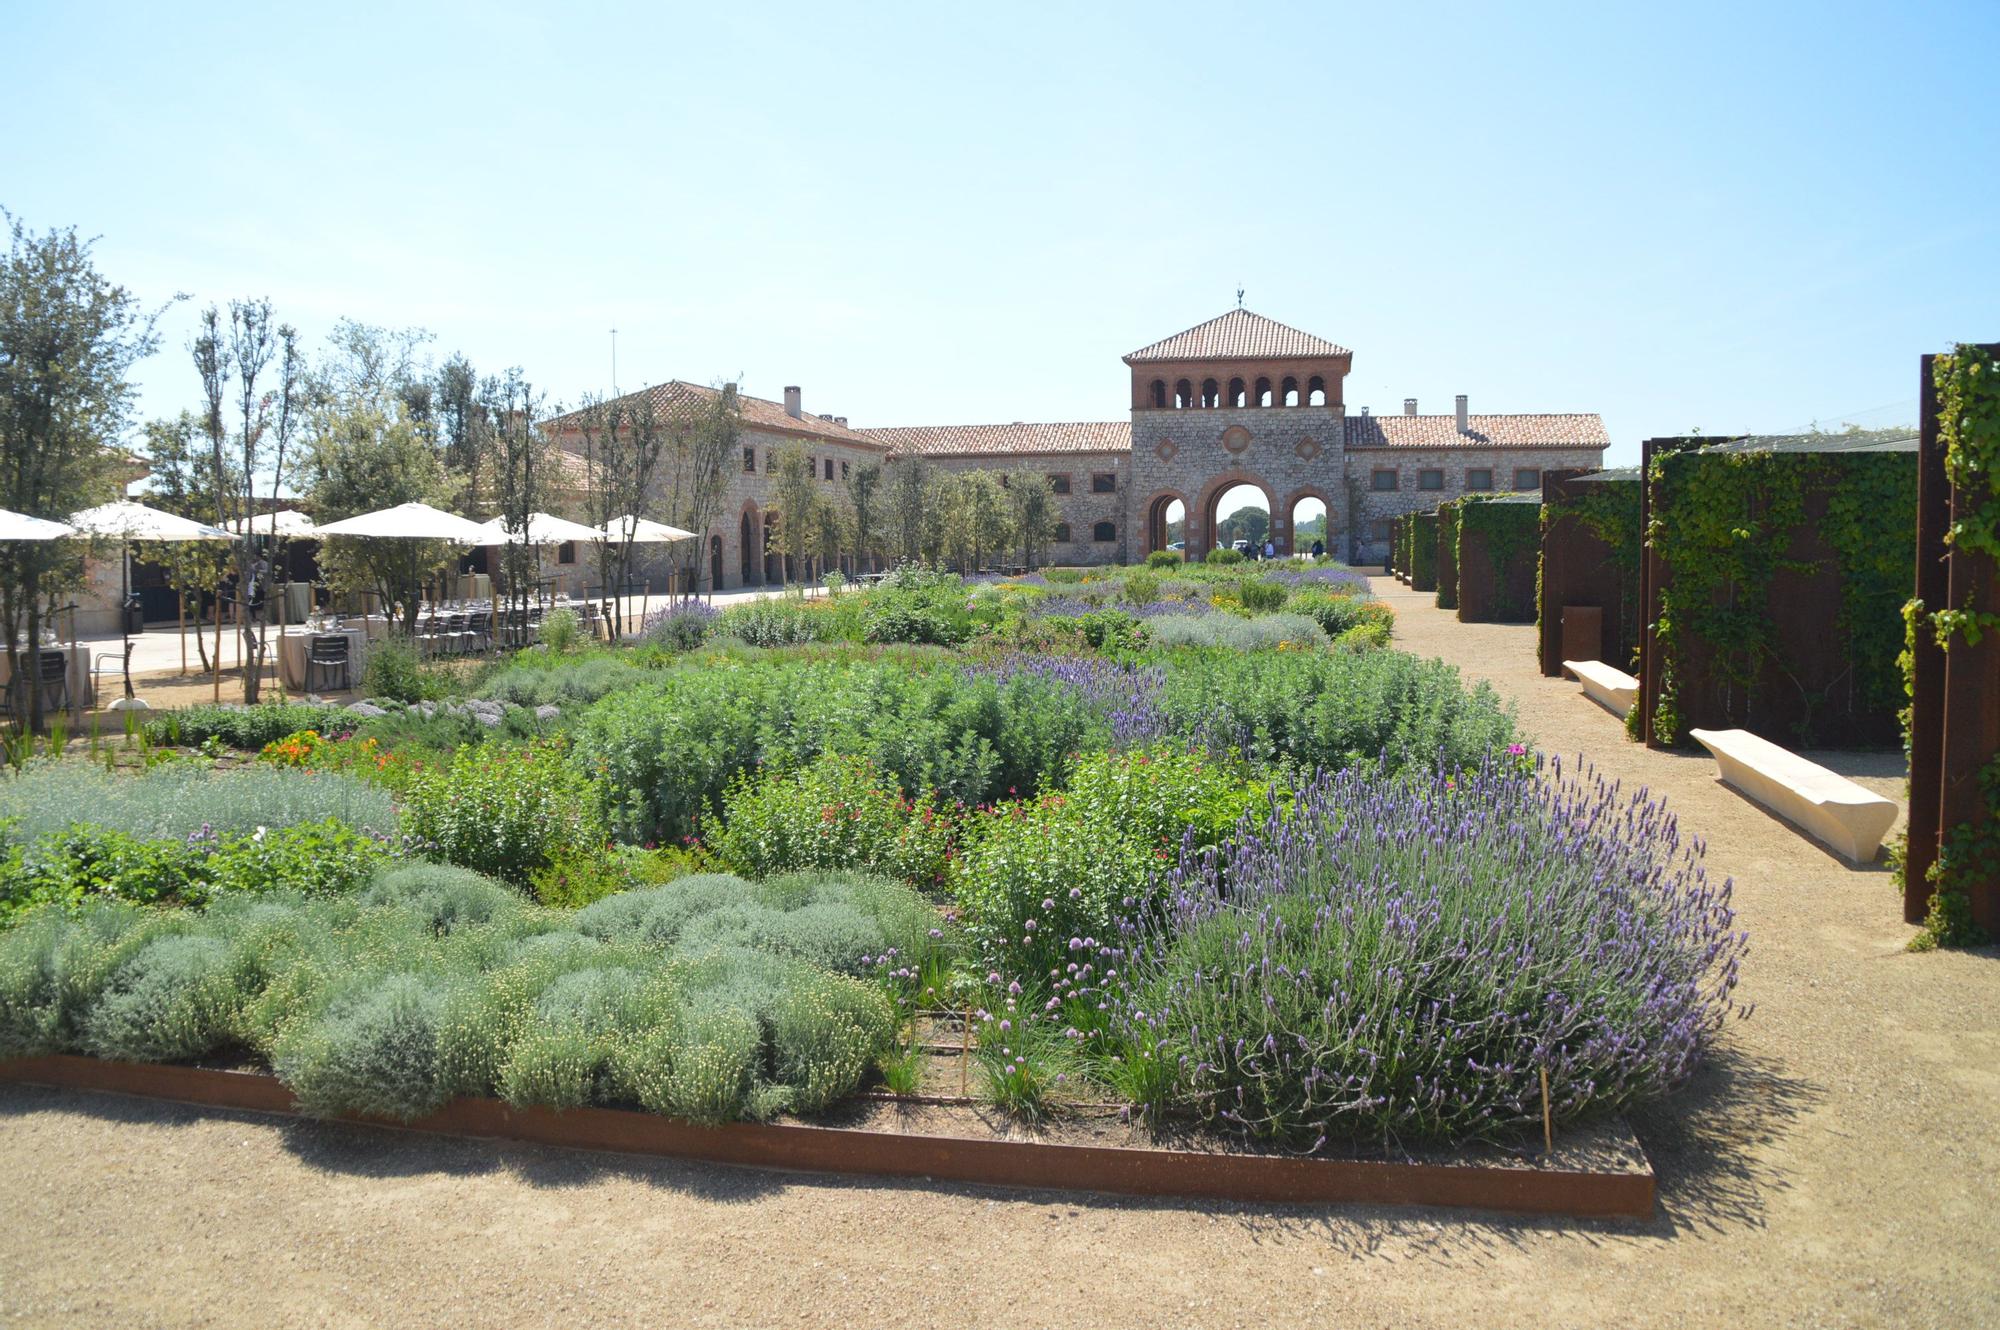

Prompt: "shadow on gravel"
[0,1038,1821,1245]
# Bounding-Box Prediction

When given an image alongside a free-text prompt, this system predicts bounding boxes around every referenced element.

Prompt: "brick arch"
[1138,488,1190,558]
[1195,470,1276,558]
[738,499,762,586]
[1280,485,1337,556]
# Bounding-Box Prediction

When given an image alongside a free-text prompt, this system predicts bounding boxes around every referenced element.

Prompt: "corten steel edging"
[1906,352,1948,919]
[0,1055,1655,1220]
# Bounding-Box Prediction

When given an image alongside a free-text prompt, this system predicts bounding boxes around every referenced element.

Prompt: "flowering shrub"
[1112,755,1749,1145]
[708,753,958,890]
[400,741,605,886]
[259,729,327,767]
[715,598,825,647]
[950,748,1262,976]
[642,601,719,652]
[1145,613,1326,651]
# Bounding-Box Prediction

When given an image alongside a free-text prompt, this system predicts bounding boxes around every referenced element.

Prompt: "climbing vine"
[1647,445,1915,746]
[1456,497,1539,621]
[1436,502,1460,610]
[1905,344,2000,948]
[1410,512,1438,589]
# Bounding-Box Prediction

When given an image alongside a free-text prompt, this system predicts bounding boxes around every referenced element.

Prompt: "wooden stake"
[959,1005,970,1098]
[1540,1066,1553,1155]
[211,592,222,704]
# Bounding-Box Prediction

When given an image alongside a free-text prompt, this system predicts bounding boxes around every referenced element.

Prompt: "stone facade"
[548,309,1609,589]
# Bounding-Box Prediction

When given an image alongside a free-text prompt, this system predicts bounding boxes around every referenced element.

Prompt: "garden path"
[0,578,1995,1328]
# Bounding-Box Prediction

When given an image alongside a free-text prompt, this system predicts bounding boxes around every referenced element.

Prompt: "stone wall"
[1128,403,1349,558]
[925,451,1132,567]
[1345,447,1603,564]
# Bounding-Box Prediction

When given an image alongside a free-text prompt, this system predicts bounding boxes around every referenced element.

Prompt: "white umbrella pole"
[119,540,134,702]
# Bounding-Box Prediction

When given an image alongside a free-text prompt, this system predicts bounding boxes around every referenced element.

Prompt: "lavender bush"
[642,601,719,652]
[1111,754,1749,1146]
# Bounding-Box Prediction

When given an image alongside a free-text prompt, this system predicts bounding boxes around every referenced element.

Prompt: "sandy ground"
[2,575,1997,1328]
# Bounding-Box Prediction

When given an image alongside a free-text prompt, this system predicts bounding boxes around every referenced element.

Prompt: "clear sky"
[6,0,1996,467]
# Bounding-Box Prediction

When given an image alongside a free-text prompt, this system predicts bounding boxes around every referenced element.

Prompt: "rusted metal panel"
[0,1055,1656,1221]
[1539,471,1635,677]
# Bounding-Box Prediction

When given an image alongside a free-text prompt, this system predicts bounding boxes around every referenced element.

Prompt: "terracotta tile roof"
[1124,309,1351,363]
[1345,413,1609,450]
[862,421,1132,458]
[543,380,885,448]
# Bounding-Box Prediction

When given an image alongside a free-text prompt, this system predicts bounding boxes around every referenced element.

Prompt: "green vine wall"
[1410,513,1438,589]
[1647,447,1916,747]
[1907,344,2000,947]
[1456,498,1539,621]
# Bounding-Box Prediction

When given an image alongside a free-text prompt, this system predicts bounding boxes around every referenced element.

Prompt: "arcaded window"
[1049,473,1071,494]
[1151,379,1167,407]
[1227,377,1246,408]
[1175,378,1192,408]
[1254,376,1272,407]
[1281,376,1299,406]
[1091,473,1115,493]
[1513,467,1542,491]
[1465,468,1494,491]
[1307,375,1327,406]
[1371,469,1399,492]
[1092,521,1116,542]
[1201,378,1220,408]
[1419,469,1444,491]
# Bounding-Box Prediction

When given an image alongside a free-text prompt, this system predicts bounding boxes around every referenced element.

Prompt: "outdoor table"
[0,643,94,713]
[277,625,368,692]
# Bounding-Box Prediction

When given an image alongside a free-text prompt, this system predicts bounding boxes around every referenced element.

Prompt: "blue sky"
[5,0,1995,467]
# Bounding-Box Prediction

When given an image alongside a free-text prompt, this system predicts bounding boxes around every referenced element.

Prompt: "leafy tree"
[1003,467,1057,570]
[0,212,165,728]
[770,442,820,586]
[964,469,1012,573]
[845,461,882,574]
[302,324,460,635]
[134,412,233,671]
[647,381,740,598]
[481,368,548,627]
[435,353,481,508]
[574,388,664,638]
[885,452,930,564]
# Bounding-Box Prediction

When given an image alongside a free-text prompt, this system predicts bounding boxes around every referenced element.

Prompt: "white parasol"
[601,515,696,543]
[0,508,76,541]
[473,512,606,546]
[226,509,318,538]
[67,501,231,707]
[309,502,490,543]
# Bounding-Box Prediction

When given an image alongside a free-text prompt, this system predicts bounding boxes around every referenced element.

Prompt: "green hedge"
[1456,498,1541,622]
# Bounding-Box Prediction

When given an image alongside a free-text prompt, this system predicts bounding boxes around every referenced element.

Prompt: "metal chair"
[7,649,70,716]
[463,608,493,654]
[306,634,352,693]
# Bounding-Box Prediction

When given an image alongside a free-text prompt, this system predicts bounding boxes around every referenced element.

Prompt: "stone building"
[547,308,1607,589]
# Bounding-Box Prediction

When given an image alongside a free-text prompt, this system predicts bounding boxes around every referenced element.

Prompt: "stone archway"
[1195,471,1276,558]
[739,502,762,586]
[1280,485,1336,556]
[1140,490,1190,558]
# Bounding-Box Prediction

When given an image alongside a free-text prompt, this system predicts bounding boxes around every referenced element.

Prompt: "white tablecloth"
[0,644,94,712]
[278,627,368,692]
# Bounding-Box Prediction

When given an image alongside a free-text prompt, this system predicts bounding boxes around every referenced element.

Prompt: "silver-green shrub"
[0,761,396,844]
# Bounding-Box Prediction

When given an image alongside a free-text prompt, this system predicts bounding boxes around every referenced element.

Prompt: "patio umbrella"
[472,512,606,546]
[67,501,230,707]
[308,501,490,542]
[0,508,76,541]
[600,515,698,620]
[225,509,317,537]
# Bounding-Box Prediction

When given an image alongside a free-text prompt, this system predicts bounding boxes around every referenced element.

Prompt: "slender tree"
[885,452,931,565]
[576,388,665,637]
[0,213,167,729]
[770,442,820,586]
[483,369,547,628]
[845,461,882,575]
[1004,467,1057,570]
[135,412,233,672]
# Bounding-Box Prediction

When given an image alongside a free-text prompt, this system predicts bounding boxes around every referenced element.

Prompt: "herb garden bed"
[0,1053,1656,1217]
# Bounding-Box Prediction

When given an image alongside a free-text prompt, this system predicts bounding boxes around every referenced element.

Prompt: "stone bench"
[1563,660,1639,717]
[1688,727,1900,864]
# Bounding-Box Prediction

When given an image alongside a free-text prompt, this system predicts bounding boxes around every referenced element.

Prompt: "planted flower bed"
[0,560,1745,1201]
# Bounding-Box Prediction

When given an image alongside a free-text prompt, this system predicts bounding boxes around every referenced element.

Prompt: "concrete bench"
[1563,660,1639,717]
[1689,727,1900,864]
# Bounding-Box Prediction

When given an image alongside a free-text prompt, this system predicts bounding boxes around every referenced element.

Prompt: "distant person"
[1311,538,1325,559]
[1262,539,1276,561]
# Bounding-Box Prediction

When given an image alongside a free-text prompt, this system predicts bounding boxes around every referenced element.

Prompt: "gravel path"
[4,577,1997,1328]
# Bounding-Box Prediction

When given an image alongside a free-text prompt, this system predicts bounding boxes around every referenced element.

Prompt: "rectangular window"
[1418,468,1444,491]
[840,460,849,479]
[557,541,577,565]
[1091,472,1116,494]
[1369,519,1393,541]
[1093,521,1117,542]
[1465,468,1493,491]
[1513,467,1542,491]
[824,458,834,481]
[1050,473,1072,494]
[1371,468,1399,492]
[1053,523,1071,542]
[743,447,756,473]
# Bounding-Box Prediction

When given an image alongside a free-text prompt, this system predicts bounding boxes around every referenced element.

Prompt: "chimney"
[783,385,802,419]
[1454,394,1469,433]
[1360,405,1370,417]
[832,415,847,427]
[1403,398,1418,416]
